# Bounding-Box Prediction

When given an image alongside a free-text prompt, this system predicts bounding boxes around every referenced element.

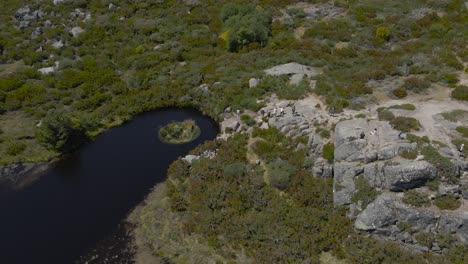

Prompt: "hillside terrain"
[0,0,467,263]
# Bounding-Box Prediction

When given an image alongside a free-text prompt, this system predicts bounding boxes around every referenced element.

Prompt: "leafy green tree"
[35,110,87,153]
[221,4,272,52]
[375,26,391,41]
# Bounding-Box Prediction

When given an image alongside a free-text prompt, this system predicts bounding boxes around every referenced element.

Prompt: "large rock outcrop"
[333,119,420,205]
[364,160,437,191]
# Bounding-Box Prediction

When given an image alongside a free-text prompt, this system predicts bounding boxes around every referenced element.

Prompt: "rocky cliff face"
[333,118,468,252]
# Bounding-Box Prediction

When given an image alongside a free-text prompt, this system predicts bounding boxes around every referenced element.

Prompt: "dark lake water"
[0,108,218,264]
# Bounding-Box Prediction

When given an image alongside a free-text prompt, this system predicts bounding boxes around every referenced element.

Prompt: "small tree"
[35,110,86,153]
[375,26,391,41]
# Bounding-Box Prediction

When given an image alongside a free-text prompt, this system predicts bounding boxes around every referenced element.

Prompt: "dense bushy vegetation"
[136,127,464,263]
[220,4,272,52]
[0,0,466,163]
[158,120,200,144]
[403,189,430,207]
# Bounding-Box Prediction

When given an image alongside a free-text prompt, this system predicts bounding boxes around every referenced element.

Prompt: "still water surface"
[0,109,218,264]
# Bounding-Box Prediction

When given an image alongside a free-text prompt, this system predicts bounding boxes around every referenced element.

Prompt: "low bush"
[451,85,468,101]
[425,179,440,191]
[402,190,430,207]
[223,162,246,178]
[267,159,296,190]
[377,108,395,121]
[240,114,256,126]
[390,116,420,132]
[415,231,434,248]
[434,194,461,210]
[352,176,380,209]
[6,142,26,156]
[393,87,408,98]
[421,146,458,183]
[441,110,467,122]
[322,143,334,162]
[400,149,418,159]
[402,76,431,93]
[456,126,468,137]
[388,104,416,111]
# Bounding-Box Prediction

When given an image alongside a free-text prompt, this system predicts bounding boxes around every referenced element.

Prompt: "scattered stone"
[109,3,118,10]
[438,183,460,195]
[31,27,43,38]
[15,6,41,23]
[70,27,84,37]
[259,122,269,130]
[182,155,199,164]
[265,62,320,77]
[249,78,260,88]
[289,73,304,85]
[51,40,64,49]
[355,194,397,231]
[38,66,55,74]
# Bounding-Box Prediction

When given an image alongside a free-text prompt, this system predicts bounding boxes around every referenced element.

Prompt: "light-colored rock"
[438,184,460,195]
[264,62,320,77]
[70,27,84,37]
[109,3,118,10]
[249,78,260,88]
[355,194,396,231]
[333,162,363,205]
[384,161,437,191]
[51,40,64,49]
[31,27,42,38]
[38,67,55,74]
[364,160,437,191]
[289,73,304,85]
[182,155,199,164]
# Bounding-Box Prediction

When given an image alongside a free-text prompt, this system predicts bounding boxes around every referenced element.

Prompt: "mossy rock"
[159,120,201,144]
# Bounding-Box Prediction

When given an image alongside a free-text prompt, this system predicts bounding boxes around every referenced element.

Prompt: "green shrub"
[393,87,407,98]
[456,126,468,137]
[436,233,457,249]
[352,176,380,209]
[400,149,418,159]
[0,75,24,92]
[389,116,420,132]
[5,142,26,156]
[377,108,395,121]
[415,231,434,248]
[421,146,458,183]
[35,110,87,153]
[441,110,467,122]
[451,85,468,101]
[425,179,440,191]
[434,194,461,210]
[402,76,431,93]
[266,159,296,190]
[223,162,246,178]
[388,104,416,111]
[375,26,391,41]
[240,114,256,126]
[221,4,271,52]
[402,190,430,207]
[315,127,331,139]
[322,143,334,162]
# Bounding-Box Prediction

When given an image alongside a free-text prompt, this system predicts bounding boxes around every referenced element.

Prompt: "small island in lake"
[159,120,201,144]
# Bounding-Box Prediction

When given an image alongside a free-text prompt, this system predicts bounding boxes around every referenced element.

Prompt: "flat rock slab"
[264,62,320,77]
